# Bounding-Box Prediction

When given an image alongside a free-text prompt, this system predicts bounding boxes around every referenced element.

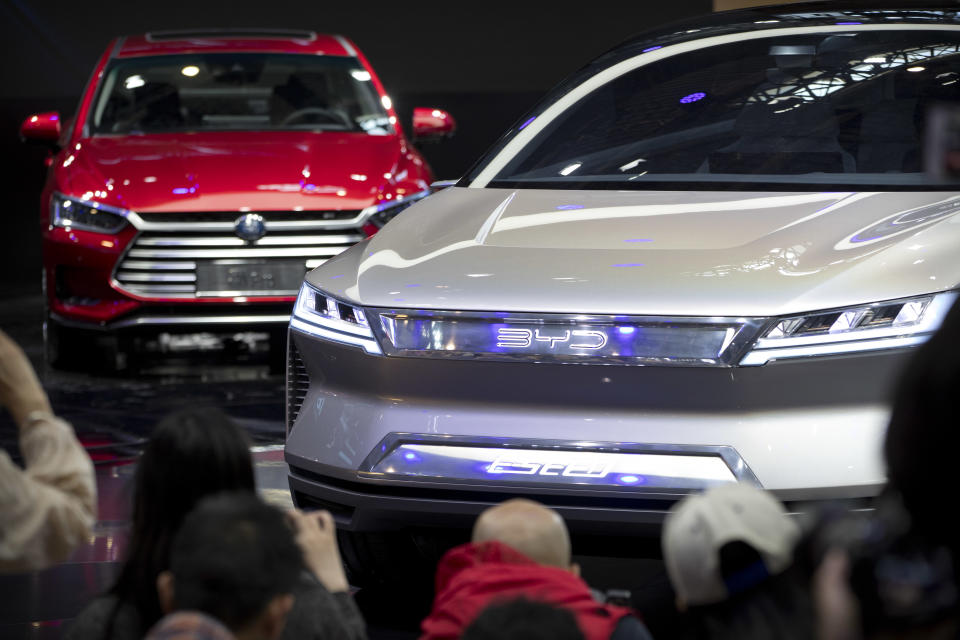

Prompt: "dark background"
[0,0,713,291]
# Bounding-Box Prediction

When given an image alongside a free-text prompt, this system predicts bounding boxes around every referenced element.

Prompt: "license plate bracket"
[196,260,304,296]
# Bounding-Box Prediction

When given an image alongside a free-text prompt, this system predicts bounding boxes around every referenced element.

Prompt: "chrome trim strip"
[109,36,126,59]
[124,215,368,232]
[358,433,761,493]
[261,220,367,231]
[127,246,348,259]
[135,234,365,247]
[257,233,365,245]
[116,272,196,282]
[110,314,292,329]
[119,260,196,270]
[739,335,929,366]
[250,444,286,454]
[49,311,292,331]
[195,289,299,297]
[333,34,357,56]
[120,284,196,294]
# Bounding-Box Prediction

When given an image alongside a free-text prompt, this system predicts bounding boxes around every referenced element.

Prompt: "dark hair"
[885,296,960,546]
[462,598,585,640]
[170,493,302,630]
[109,407,255,633]
[678,564,814,640]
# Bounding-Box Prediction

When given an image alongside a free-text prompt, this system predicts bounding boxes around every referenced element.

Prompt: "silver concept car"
[286,3,960,577]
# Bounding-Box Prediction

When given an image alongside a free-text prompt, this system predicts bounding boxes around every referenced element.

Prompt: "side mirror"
[412,107,456,142]
[21,112,62,146]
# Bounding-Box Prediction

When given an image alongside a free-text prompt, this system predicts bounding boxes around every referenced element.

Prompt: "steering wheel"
[280,107,350,127]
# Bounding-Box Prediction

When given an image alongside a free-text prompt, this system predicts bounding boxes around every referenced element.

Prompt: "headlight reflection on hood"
[362,189,431,230]
[740,292,958,365]
[290,283,381,355]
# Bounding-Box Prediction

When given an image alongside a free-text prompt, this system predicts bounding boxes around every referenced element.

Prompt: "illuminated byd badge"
[488,455,611,478]
[234,213,266,242]
[496,328,607,350]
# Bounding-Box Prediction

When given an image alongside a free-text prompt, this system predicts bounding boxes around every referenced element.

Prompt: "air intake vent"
[286,340,310,434]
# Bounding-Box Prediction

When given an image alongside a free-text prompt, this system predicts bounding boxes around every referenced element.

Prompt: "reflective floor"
[0,447,292,640]
[0,286,676,639]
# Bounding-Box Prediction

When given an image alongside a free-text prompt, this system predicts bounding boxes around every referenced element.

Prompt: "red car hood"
[60,131,402,212]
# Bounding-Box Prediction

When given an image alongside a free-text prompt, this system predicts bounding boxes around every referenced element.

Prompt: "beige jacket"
[0,413,97,572]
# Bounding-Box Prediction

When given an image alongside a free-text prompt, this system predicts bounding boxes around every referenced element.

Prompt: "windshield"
[90,53,393,135]
[468,28,960,190]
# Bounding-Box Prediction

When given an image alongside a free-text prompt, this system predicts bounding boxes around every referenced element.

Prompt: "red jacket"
[420,540,635,640]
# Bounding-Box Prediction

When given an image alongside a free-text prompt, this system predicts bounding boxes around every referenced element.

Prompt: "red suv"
[21,28,454,368]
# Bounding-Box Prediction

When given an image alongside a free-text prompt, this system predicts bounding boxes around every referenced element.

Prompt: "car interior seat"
[703,40,855,175]
[707,96,855,174]
[270,72,349,127]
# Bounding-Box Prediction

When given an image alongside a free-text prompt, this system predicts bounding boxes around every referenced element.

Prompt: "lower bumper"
[286,330,897,532]
[288,457,716,534]
[287,451,876,535]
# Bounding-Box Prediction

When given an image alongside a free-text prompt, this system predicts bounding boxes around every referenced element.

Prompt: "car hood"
[60,131,401,212]
[308,187,960,317]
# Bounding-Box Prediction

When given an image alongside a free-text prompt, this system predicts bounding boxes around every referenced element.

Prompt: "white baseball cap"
[662,483,800,607]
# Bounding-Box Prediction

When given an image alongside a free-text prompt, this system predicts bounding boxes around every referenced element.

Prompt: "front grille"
[114,214,366,298]
[373,308,768,367]
[286,340,310,434]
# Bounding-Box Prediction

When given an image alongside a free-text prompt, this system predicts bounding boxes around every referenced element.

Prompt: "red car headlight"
[51,193,129,234]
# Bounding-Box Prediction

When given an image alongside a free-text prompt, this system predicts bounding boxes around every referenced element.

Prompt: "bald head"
[472,499,572,569]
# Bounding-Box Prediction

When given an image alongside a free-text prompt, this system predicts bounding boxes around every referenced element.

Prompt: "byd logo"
[496,327,607,350]
[488,456,612,478]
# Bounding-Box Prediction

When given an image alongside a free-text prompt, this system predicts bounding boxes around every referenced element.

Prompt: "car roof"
[607,2,960,58]
[116,29,357,58]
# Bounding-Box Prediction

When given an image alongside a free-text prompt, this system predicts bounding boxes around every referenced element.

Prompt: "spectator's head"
[156,493,301,640]
[112,407,256,630]
[885,297,960,544]
[663,483,799,609]
[462,597,585,640]
[472,499,574,572]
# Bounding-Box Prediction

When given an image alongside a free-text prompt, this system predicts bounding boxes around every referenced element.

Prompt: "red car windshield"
[89,53,393,135]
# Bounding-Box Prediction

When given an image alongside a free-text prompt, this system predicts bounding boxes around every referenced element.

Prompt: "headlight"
[740,292,958,365]
[289,283,381,355]
[362,189,431,229]
[51,193,128,234]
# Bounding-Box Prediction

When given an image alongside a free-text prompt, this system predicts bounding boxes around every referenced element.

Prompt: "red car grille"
[113,211,365,298]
